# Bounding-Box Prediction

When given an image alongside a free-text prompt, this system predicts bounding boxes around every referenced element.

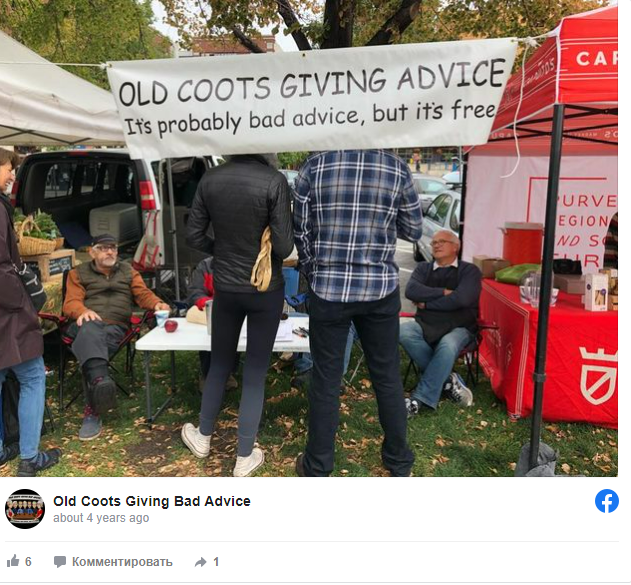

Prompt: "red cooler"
[502,222,543,265]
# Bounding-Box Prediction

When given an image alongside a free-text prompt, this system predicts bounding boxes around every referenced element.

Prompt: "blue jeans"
[0,356,46,460]
[293,322,358,376]
[399,320,474,409]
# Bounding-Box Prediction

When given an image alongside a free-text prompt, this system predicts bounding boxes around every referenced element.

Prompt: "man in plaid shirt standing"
[294,149,423,477]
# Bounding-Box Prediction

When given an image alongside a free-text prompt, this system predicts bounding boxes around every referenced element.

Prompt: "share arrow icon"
[195,558,207,568]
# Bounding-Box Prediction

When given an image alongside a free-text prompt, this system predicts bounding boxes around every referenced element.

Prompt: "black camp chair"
[39,270,153,411]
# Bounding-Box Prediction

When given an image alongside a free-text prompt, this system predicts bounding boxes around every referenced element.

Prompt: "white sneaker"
[443,373,473,407]
[233,447,265,477]
[181,423,211,458]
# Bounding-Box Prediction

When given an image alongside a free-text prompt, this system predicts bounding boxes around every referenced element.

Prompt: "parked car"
[442,170,462,192]
[279,169,299,189]
[11,149,222,271]
[413,189,461,262]
[411,172,447,212]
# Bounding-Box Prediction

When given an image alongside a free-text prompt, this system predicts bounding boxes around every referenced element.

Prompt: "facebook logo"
[595,489,619,513]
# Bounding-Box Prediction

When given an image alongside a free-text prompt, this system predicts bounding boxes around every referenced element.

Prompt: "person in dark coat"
[0,148,61,476]
[183,153,294,477]
[186,257,239,391]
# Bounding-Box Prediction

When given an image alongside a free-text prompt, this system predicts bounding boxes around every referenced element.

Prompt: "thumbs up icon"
[7,554,19,567]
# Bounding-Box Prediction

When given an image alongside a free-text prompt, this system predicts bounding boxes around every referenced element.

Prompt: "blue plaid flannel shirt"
[293,150,423,303]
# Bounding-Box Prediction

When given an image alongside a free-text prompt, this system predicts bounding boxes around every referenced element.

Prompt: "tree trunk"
[276,0,312,51]
[232,27,264,53]
[321,0,356,49]
[367,0,422,46]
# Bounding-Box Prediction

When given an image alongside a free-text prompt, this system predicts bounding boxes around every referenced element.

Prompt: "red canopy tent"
[492,4,617,134]
[460,5,618,470]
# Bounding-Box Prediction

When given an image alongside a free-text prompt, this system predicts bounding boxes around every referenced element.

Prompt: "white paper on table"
[239,319,293,342]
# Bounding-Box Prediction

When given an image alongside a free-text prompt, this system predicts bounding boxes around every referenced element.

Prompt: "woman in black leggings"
[182,154,294,476]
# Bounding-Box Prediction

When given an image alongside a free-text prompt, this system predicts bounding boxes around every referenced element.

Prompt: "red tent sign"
[494,5,617,131]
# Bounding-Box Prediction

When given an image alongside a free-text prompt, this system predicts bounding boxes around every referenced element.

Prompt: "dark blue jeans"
[303,288,414,477]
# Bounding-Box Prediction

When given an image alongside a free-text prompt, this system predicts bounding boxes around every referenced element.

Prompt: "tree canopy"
[0,0,171,87]
[159,0,605,53]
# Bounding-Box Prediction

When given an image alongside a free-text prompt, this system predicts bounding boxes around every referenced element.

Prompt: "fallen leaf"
[431,454,450,466]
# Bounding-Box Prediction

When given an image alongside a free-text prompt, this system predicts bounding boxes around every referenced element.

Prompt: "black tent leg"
[458,151,469,260]
[529,104,565,471]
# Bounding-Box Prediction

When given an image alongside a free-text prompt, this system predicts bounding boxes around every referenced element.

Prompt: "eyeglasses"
[93,244,118,253]
[430,239,456,247]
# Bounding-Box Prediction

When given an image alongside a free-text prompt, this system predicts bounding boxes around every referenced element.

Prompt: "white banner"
[463,154,618,273]
[107,39,516,160]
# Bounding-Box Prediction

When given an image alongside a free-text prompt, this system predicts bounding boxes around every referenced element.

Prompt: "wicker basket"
[16,217,56,256]
[55,237,65,250]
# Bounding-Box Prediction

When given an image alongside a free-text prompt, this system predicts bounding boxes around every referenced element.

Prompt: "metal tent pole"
[165,159,181,301]
[528,104,565,470]
[457,151,469,259]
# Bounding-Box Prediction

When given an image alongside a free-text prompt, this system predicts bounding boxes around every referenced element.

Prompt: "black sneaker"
[92,376,117,412]
[0,443,20,469]
[295,453,306,477]
[17,449,62,477]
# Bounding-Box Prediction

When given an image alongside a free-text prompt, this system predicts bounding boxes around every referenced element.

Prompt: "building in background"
[176,35,280,58]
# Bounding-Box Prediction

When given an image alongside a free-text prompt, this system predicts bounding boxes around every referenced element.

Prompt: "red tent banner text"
[493,5,617,131]
[463,153,617,272]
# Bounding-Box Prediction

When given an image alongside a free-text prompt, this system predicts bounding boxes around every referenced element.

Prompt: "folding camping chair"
[401,317,498,390]
[39,270,154,411]
[282,266,308,312]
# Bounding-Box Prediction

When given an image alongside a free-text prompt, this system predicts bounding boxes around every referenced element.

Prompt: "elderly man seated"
[400,230,481,417]
[63,234,170,440]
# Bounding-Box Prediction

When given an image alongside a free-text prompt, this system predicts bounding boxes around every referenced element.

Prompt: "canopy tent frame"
[0,124,94,146]
[488,106,618,147]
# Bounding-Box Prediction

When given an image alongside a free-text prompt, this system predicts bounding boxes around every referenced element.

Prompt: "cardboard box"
[554,274,585,295]
[473,255,511,278]
[608,295,618,311]
[23,249,75,282]
[599,268,618,295]
[584,273,609,312]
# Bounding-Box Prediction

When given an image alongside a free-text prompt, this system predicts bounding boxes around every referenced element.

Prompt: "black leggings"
[199,287,284,456]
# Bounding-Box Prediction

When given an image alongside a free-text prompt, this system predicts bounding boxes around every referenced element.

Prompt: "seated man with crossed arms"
[400,230,481,417]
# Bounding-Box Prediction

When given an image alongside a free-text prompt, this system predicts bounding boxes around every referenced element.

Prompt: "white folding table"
[135,316,310,424]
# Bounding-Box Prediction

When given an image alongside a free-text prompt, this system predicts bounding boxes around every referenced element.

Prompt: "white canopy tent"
[0,30,124,146]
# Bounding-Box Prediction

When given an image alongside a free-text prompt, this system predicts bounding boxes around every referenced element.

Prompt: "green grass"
[1,344,618,478]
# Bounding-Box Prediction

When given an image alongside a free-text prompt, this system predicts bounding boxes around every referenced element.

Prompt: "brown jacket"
[0,197,44,370]
[63,262,162,325]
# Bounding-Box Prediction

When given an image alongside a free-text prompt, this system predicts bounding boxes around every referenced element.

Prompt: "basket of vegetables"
[15,212,58,256]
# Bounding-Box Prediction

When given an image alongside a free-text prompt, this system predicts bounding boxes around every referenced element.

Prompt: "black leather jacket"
[186,155,294,293]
